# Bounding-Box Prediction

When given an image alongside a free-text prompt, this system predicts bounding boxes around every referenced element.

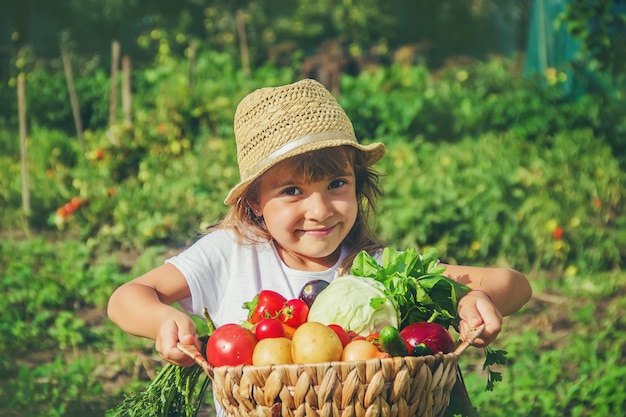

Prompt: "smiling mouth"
[301,225,336,236]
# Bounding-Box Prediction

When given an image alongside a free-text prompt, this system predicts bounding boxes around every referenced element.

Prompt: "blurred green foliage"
[1,3,626,415]
[2,48,623,272]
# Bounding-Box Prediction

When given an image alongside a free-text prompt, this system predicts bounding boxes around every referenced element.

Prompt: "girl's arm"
[442,264,532,346]
[107,263,200,366]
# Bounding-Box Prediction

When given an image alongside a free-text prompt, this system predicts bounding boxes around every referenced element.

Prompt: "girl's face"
[254,160,358,271]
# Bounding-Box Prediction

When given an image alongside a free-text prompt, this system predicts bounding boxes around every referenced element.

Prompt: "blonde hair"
[209,146,383,272]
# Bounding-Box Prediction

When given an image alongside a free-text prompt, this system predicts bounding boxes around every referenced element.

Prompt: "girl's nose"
[305,192,333,221]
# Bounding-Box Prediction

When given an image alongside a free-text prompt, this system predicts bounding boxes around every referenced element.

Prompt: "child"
[107,79,532,370]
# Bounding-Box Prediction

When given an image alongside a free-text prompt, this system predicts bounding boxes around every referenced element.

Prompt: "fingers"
[458,292,503,347]
[155,317,199,367]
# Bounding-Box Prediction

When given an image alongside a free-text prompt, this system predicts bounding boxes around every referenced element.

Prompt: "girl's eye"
[281,187,301,196]
[329,179,347,189]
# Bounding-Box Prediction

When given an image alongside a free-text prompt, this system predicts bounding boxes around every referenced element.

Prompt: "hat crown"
[234,79,356,180]
[224,79,385,205]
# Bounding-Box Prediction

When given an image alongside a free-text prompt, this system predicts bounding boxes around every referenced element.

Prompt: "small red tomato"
[243,290,287,324]
[551,227,564,240]
[206,324,258,367]
[328,324,351,347]
[280,298,309,328]
[255,318,285,340]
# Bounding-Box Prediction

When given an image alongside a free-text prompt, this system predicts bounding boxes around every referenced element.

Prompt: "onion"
[341,340,388,361]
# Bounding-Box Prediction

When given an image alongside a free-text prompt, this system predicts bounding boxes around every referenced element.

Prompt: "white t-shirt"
[166,228,348,327]
[166,228,350,417]
[166,228,380,417]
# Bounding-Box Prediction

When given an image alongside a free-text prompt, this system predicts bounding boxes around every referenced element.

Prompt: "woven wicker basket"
[178,325,483,417]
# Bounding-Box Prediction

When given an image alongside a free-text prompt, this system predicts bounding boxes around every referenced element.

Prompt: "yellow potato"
[291,322,343,363]
[252,337,293,366]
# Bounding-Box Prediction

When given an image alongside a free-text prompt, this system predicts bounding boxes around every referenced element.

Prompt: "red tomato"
[243,290,287,324]
[280,298,309,328]
[255,318,286,340]
[328,324,351,347]
[206,324,258,367]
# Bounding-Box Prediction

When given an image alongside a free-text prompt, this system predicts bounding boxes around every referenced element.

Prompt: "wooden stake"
[188,40,196,89]
[236,10,251,78]
[17,72,30,215]
[108,40,120,130]
[122,54,132,127]
[61,46,86,155]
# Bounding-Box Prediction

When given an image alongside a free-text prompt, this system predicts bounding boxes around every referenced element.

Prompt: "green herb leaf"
[351,247,470,330]
[352,247,511,392]
[108,336,211,417]
[483,347,508,391]
[486,370,503,392]
[484,347,508,367]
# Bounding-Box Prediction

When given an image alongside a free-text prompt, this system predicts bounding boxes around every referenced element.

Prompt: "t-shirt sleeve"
[165,230,232,318]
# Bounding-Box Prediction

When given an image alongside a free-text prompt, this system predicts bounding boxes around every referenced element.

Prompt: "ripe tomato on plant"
[70,196,82,209]
[254,318,286,340]
[64,202,76,214]
[243,290,287,324]
[206,323,258,367]
[279,298,309,328]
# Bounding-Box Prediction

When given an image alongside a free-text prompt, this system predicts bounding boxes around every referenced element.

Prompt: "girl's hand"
[155,314,201,367]
[457,290,502,347]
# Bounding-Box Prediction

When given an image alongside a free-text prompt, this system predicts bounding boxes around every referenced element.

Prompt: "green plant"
[1,356,104,417]
[375,128,625,272]
[462,273,626,416]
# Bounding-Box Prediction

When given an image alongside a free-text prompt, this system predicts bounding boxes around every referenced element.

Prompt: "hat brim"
[224,139,385,206]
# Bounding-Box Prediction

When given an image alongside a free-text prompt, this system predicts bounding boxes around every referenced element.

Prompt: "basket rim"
[214,350,451,373]
[177,324,484,378]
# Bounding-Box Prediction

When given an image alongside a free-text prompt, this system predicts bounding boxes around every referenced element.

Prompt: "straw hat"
[224,79,386,205]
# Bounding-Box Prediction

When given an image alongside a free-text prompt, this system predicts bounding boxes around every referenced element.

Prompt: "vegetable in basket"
[205,323,258,367]
[298,279,330,307]
[400,321,455,355]
[351,246,470,330]
[307,275,400,336]
[353,247,509,391]
[378,325,409,357]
